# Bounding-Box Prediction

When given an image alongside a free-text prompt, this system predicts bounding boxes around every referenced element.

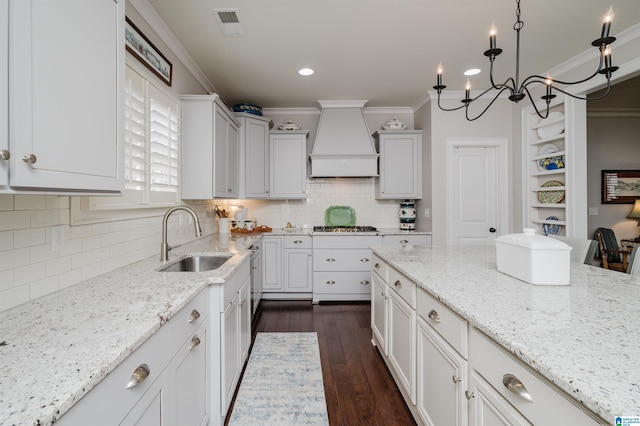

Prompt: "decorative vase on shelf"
[399,200,416,231]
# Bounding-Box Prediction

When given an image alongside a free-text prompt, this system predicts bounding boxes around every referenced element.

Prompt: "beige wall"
[587,116,640,242]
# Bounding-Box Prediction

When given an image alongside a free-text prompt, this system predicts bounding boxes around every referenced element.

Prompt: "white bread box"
[495,228,571,285]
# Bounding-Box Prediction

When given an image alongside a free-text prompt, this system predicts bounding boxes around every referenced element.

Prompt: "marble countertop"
[371,244,640,424]
[0,232,258,426]
[268,227,432,236]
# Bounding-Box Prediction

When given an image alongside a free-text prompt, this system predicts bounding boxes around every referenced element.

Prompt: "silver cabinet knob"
[22,154,37,164]
[360,258,370,262]
[326,280,336,285]
[452,375,460,384]
[374,263,380,268]
[294,240,303,244]
[326,258,335,262]
[188,309,200,323]
[400,239,409,244]
[503,374,534,402]
[126,364,150,389]
[360,280,370,285]
[189,335,201,350]
[0,150,9,160]
[465,390,475,400]
[394,280,401,288]
[428,310,441,323]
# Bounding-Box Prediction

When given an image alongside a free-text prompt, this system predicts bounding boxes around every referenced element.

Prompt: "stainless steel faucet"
[161,206,203,261]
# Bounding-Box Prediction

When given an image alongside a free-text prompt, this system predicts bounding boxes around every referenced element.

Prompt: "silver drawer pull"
[400,239,409,244]
[428,310,441,323]
[188,309,200,323]
[360,258,370,262]
[503,374,534,403]
[294,240,303,244]
[0,150,9,160]
[394,280,401,288]
[189,335,201,350]
[452,375,460,384]
[360,280,370,285]
[126,364,150,389]
[374,263,380,268]
[465,390,475,400]
[326,258,335,262]
[22,154,37,165]
[326,280,336,285]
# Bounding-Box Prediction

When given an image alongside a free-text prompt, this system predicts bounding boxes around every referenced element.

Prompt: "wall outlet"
[424,208,430,218]
[51,226,65,252]
[589,207,598,216]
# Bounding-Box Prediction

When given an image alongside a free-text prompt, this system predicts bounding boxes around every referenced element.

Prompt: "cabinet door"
[377,132,422,199]
[371,273,388,355]
[239,276,251,360]
[214,108,230,197]
[262,237,283,291]
[269,132,307,199]
[244,118,270,198]
[468,370,532,426]
[388,288,416,404]
[417,317,467,426]
[10,0,123,192]
[222,293,240,414]
[0,0,7,188]
[120,372,170,426]
[171,323,209,426]
[226,121,239,197]
[284,249,312,292]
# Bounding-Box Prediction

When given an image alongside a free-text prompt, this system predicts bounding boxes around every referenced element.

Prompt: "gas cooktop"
[313,225,378,233]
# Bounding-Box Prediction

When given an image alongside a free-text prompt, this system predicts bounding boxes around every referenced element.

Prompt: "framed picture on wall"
[601,170,640,204]
[125,17,173,86]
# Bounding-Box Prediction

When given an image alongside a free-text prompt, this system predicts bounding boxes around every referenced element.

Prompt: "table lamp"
[627,199,640,241]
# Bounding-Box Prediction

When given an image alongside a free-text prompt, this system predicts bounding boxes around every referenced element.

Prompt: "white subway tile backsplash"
[81,264,103,282]
[30,276,59,299]
[58,269,82,290]
[30,210,59,228]
[46,256,72,277]
[14,228,46,248]
[14,262,46,286]
[0,195,14,210]
[15,195,47,210]
[0,230,14,250]
[0,269,14,291]
[0,211,31,231]
[0,284,29,311]
[0,247,30,272]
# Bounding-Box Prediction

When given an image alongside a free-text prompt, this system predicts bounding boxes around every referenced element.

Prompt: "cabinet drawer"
[417,288,468,358]
[170,288,210,349]
[371,254,388,282]
[469,328,602,425]
[284,235,312,249]
[382,234,432,246]
[388,266,416,308]
[313,271,372,294]
[312,235,381,249]
[313,248,373,271]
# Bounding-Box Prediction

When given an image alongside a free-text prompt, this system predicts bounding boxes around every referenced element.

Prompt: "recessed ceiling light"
[298,68,314,76]
[464,68,481,76]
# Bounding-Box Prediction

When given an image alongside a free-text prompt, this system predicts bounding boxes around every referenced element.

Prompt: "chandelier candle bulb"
[437,62,443,87]
[489,22,497,50]
[601,6,614,39]
[464,79,471,100]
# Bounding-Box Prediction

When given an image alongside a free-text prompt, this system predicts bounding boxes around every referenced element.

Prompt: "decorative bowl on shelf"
[233,103,263,116]
[382,117,407,130]
[278,120,302,131]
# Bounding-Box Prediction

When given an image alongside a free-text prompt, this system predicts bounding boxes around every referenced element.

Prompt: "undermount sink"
[159,255,232,272]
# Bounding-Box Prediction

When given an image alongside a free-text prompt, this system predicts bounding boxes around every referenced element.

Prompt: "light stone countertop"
[371,244,640,425]
[0,233,258,426]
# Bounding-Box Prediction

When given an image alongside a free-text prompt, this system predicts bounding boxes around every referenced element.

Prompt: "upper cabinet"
[180,94,240,199]
[0,0,8,188]
[235,113,271,199]
[2,0,124,193]
[269,130,308,199]
[373,130,422,200]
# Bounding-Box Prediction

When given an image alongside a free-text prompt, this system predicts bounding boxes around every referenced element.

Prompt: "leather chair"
[548,235,598,264]
[594,228,631,272]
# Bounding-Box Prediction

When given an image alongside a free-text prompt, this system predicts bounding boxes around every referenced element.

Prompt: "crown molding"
[261,107,321,115]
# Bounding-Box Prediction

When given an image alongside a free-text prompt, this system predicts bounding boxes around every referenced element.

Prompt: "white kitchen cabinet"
[312,235,381,303]
[180,94,241,199]
[239,276,252,361]
[4,0,123,193]
[373,130,422,200]
[269,130,308,199]
[262,236,283,292]
[371,271,388,356]
[235,112,271,199]
[382,234,432,246]
[284,237,312,293]
[120,370,170,426]
[388,279,416,405]
[467,369,532,426]
[417,316,467,426]
[0,0,7,188]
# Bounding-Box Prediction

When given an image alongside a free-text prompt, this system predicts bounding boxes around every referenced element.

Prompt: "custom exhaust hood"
[309,100,379,177]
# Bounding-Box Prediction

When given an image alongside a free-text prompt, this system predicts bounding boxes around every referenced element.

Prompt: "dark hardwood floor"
[227,300,416,426]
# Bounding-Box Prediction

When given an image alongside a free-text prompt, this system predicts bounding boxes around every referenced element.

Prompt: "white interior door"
[447,139,508,246]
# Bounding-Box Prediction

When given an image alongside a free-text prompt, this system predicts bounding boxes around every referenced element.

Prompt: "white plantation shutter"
[89,64,179,209]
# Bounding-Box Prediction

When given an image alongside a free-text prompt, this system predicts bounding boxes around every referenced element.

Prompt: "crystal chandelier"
[433,0,619,120]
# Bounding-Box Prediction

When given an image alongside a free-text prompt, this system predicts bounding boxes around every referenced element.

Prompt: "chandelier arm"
[465,87,512,121]
[542,54,605,86]
[550,82,613,101]
[522,86,551,119]
[436,93,468,112]
[488,60,517,94]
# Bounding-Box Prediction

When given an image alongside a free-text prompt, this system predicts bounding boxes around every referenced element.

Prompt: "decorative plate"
[537,181,565,204]
[233,103,263,116]
[325,206,356,226]
[536,112,564,139]
[537,143,559,156]
[537,154,565,171]
[542,216,561,236]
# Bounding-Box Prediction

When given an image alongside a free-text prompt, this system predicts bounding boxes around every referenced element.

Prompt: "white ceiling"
[142,0,640,109]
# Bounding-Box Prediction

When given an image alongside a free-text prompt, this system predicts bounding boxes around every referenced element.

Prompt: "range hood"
[309,100,379,177]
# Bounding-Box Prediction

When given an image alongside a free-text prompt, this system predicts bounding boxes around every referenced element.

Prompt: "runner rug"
[228,332,329,425]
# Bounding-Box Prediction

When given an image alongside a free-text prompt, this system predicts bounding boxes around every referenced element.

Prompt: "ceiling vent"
[213,9,246,36]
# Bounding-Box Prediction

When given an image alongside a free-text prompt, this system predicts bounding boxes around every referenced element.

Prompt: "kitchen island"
[371,244,640,425]
[0,233,258,426]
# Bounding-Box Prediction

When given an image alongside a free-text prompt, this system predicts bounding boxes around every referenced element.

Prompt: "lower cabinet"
[262,235,312,299]
[371,255,605,426]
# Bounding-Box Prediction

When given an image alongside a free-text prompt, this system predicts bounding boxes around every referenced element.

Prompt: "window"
[89,64,180,210]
